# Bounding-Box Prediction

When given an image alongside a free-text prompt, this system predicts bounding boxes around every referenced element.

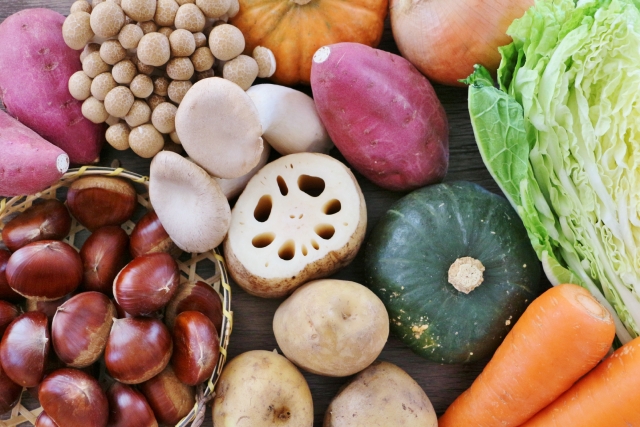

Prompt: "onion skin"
[0,311,50,387]
[80,226,130,295]
[51,291,116,368]
[0,249,22,302]
[107,382,158,427]
[113,253,180,316]
[0,357,23,414]
[39,368,108,427]
[6,240,83,301]
[172,311,220,386]
[1,199,71,252]
[105,317,173,384]
[390,0,534,86]
[35,411,59,427]
[139,365,195,425]
[165,280,223,334]
[66,176,137,232]
[129,211,179,258]
[0,300,19,338]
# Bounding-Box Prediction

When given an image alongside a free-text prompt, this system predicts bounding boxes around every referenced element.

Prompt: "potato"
[273,279,389,377]
[310,42,449,192]
[0,9,104,165]
[324,361,437,427]
[212,350,313,427]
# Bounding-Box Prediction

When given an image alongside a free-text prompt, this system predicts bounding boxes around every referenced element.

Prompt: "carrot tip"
[576,293,609,320]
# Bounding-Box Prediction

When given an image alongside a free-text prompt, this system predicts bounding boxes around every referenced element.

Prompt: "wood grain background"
[0,2,540,425]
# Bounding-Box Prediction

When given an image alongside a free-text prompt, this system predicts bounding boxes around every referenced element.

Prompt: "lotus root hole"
[252,232,275,248]
[298,175,325,197]
[315,224,335,240]
[254,195,272,222]
[302,245,308,256]
[278,240,295,261]
[323,199,341,215]
[311,239,319,250]
[277,175,288,196]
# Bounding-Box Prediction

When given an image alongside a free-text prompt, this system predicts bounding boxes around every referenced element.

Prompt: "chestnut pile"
[0,176,223,427]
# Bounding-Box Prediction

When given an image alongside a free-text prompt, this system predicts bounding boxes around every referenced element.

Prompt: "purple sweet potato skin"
[0,109,69,197]
[311,43,449,192]
[0,8,104,165]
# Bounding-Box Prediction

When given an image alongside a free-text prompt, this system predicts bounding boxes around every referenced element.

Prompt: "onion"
[390,0,534,86]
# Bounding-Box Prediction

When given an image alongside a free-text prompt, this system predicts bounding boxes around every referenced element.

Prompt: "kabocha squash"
[230,0,388,86]
[364,181,543,364]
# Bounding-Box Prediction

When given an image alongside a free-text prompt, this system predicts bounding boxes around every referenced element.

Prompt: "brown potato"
[273,279,389,377]
[324,361,437,427]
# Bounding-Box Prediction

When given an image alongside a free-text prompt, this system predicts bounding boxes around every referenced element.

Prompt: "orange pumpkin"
[230,0,388,86]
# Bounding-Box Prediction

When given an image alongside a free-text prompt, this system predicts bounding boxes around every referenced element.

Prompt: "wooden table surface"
[0,1,544,426]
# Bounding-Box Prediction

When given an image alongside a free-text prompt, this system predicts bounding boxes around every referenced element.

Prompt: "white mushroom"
[246,84,333,155]
[214,142,270,200]
[223,152,367,298]
[150,151,231,253]
[175,77,263,179]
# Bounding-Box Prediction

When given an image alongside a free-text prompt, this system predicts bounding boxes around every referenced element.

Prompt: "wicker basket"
[0,166,233,427]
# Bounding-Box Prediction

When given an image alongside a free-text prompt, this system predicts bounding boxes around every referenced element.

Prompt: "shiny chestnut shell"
[80,226,129,295]
[129,210,178,258]
[0,249,22,302]
[107,382,158,427]
[165,280,223,334]
[0,300,19,338]
[139,365,195,425]
[66,176,137,231]
[6,240,83,301]
[52,292,116,368]
[0,311,50,387]
[113,253,180,316]
[105,317,173,384]
[0,357,23,413]
[172,311,220,386]
[2,199,72,252]
[39,368,108,427]
[35,411,59,427]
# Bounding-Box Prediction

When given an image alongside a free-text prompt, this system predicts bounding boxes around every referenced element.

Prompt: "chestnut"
[113,253,180,316]
[0,300,19,338]
[6,240,83,301]
[129,210,179,258]
[39,368,108,427]
[0,249,22,302]
[139,365,195,425]
[2,199,72,252]
[107,382,158,427]
[52,292,116,368]
[171,311,220,386]
[165,280,223,334]
[0,358,23,414]
[80,226,130,295]
[105,317,173,384]
[35,411,59,427]
[26,293,73,324]
[0,311,50,387]
[66,176,137,231]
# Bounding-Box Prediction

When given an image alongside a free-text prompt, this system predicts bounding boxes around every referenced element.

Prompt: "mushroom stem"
[448,257,485,294]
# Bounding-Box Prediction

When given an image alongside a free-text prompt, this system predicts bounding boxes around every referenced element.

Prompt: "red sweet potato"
[310,42,449,192]
[0,8,103,165]
[0,109,69,197]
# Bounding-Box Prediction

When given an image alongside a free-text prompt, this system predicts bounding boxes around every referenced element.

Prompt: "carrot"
[519,336,640,427]
[438,283,615,427]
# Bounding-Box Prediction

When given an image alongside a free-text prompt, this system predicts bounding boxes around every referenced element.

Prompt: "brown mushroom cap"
[69,71,93,101]
[90,1,126,38]
[155,0,179,26]
[175,77,263,179]
[118,23,144,49]
[121,0,157,22]
[149,151,231,253]
[63,11,94,50]
[137,32,171,67]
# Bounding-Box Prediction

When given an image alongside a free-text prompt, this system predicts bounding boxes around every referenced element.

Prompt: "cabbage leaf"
[467,0,640,343]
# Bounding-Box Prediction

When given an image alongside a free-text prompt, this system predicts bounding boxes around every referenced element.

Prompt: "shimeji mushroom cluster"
[62,0,276,159]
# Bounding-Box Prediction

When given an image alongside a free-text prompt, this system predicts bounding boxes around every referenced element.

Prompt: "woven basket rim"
[0,166,233,427]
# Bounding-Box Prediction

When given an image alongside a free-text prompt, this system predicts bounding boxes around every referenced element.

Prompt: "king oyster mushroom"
[223,152,367,298]
[149,151,231,253]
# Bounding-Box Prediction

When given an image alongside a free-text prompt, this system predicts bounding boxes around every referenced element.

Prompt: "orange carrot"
[519,336,640,427]
[438,283,616,427]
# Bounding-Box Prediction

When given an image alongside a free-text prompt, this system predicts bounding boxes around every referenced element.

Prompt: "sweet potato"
[0,8,103,165]
[0,109,69,197]
[310,42,449,192]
